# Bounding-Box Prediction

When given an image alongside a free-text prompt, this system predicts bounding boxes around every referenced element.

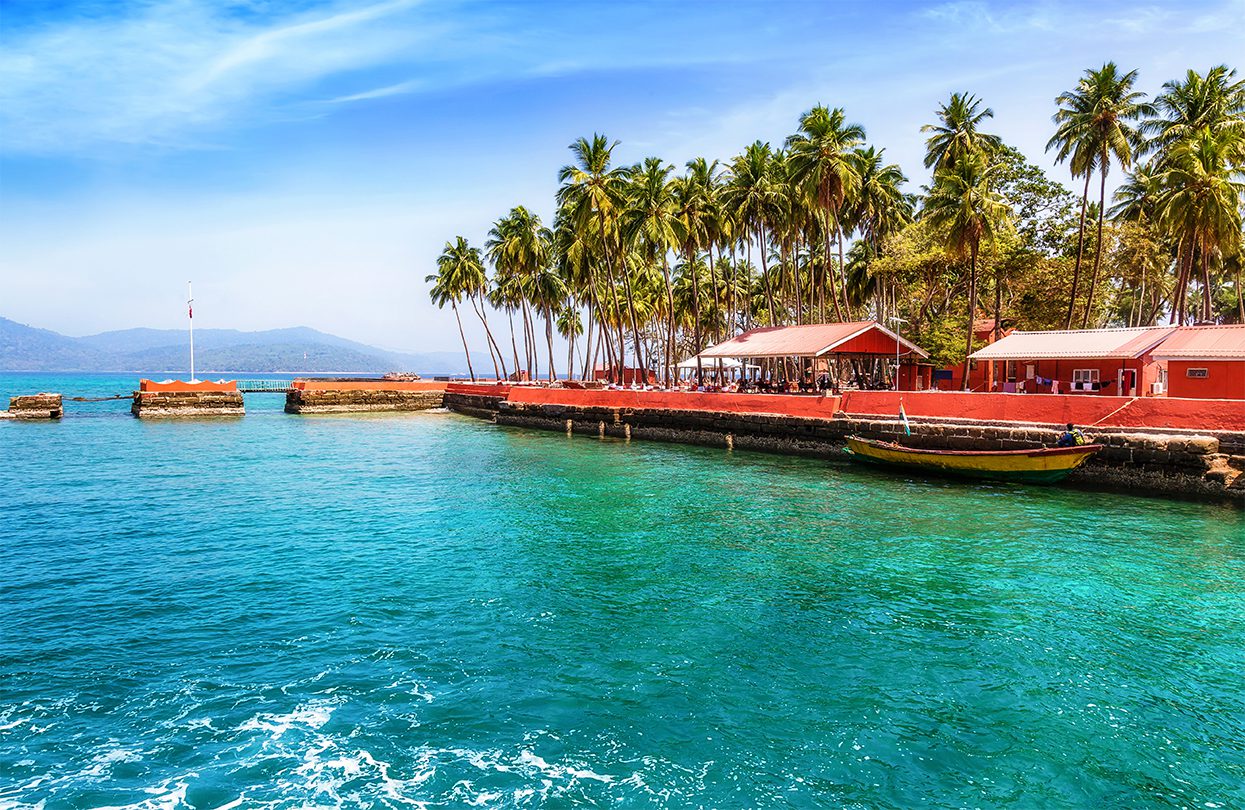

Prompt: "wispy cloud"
[0,0,440,153]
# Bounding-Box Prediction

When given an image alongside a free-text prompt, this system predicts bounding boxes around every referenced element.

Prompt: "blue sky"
[2,0,1243,352]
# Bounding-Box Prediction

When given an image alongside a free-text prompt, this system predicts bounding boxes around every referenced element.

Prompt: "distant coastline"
[0,316,486,376]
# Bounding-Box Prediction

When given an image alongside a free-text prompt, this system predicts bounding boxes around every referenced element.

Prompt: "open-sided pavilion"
[695,321,931,390]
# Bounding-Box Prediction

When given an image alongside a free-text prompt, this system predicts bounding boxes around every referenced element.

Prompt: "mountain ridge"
[0,317,482,374]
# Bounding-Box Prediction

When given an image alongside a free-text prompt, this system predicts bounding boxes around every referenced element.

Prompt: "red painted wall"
[292,379,447,392]
[445,383,513,397]
[486,386,1245,432]
[506,387,844,418]
[139,379,237,392]
[1166,361,1245,400]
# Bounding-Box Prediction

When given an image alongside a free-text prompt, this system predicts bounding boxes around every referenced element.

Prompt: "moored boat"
[843,435,1102,484]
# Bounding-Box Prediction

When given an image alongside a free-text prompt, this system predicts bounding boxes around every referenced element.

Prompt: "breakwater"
[446,385,1245,503]
[284,379,446,413]
[3,393,63,419]
[131,380,244,418]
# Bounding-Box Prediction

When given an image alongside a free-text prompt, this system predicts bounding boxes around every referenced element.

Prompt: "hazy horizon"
[3,0,1243,354]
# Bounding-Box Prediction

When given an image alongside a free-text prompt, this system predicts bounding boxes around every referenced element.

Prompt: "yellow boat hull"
[844,436,1101,484]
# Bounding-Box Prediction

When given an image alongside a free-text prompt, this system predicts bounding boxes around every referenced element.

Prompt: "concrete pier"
[131,380,244,418]
[284,379,446,414]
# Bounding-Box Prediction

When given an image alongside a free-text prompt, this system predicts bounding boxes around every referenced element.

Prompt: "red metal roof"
[699,321,929,359]
[969,326,1176,360]
[1151,325,1245,360]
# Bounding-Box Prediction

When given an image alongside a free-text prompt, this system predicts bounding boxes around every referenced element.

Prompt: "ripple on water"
[2,374,1244,807]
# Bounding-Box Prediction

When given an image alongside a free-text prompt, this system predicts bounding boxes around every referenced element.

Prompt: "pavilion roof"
[1151,325,1245,361]
[968,326,1177,361]
[699,321,929,359]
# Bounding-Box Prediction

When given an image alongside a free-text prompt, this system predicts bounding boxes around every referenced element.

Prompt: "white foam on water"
[92,774,194,810]
[237,700,338,738]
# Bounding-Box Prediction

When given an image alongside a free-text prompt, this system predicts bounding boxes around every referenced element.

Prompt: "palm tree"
[1048,63,1151,327]
[428,237,497,381]
[673,163,719,384]
[722,141,782,325]
[1109,160,1163,223]
[1144,65,1245,163]
[623,157,680,386]
[487,206,554,380]
[921,152,1011,389]
[786,105,866,320]
[1155,128,1245,323]
[847,146,913,320]
[921,92,1002,173]
[556,135,634,382]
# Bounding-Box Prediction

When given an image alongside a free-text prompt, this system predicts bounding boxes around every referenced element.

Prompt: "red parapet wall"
[505,387,844,417]
[477,386,1243,433]
[292,379,447,392]
[445,382,513,397]
[139,379,238,392]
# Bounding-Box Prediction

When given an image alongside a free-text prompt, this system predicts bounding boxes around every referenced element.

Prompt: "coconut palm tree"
[487,207,551,380]
[722,141,783,325]
[786,105,866,320]
[1155,128,1245,323]
[921,92,1003,173]
[556,135,634,382]
[673,164,720,384]
[847,146,913,320]
[921,152,1012,389]
[1144,65,1245,164]
[428,237,499,381]
[622,157,681,386]
[1048,63,1151,327]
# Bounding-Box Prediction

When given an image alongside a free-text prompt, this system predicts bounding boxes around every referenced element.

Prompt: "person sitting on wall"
[1055,423,1089,447]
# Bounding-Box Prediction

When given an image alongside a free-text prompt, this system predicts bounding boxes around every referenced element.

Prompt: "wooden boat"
[843,435,1102,484]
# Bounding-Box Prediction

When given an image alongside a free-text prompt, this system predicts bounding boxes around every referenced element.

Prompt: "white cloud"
[0,0,436,152]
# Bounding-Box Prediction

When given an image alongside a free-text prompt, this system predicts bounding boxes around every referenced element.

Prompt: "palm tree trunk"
[508,310,521,381]
[823,215,843,321]
[451,300,475,382]
[1066,172,1092,328]
[545,306,557,381]
[962,241,979,392]
[758,227,777,324]
[836,214,851,321]
[661,254,676,388]
[1237,263,1244,323]
[707,243,722,344]
[689,248,704,386]
[616,249,646,381]
[469,293,504,380]
[1081,170,1109,329]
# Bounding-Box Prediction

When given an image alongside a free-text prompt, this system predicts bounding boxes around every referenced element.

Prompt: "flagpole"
[188,281,196,382]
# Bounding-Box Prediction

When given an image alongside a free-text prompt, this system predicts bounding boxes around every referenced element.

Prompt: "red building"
[698,321,931,390]
[1151,325,1245,399]
[967,326,1176,396]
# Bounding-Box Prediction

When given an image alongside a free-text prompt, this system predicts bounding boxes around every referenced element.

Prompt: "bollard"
[726,433,734,451]
[565,418,573,435]
[598,421,605,438]
[624,423,631,441]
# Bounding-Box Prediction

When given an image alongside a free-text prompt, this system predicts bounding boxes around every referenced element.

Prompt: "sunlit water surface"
[1,373,1243,808]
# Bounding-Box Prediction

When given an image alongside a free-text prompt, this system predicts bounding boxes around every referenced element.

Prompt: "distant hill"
[0,316,484,374]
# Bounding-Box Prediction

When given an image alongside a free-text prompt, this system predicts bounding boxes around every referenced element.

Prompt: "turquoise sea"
[2,372,1243,808]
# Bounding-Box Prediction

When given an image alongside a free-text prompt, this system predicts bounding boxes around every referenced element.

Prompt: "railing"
[234,379,296,393]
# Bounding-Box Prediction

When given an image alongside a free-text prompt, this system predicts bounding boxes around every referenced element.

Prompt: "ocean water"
[2,372,1243,808]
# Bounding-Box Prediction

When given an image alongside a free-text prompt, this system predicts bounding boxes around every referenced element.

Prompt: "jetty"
[284,379,446,413]
[131,379,244,418]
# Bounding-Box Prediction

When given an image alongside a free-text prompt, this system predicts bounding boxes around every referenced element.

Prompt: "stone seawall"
[443,390,509,419]
[285,388,446,414]
[132,391,245,418]
[462,398,1244,504]
[4,393,63,419]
